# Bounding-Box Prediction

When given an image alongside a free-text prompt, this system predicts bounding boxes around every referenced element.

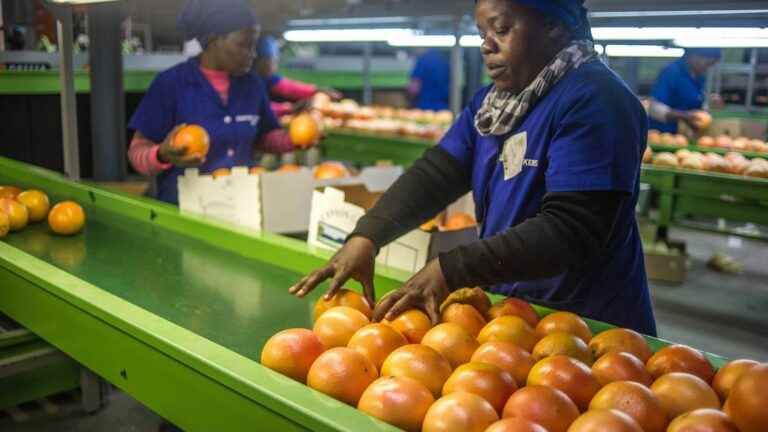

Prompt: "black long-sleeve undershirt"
[350,146,626,290]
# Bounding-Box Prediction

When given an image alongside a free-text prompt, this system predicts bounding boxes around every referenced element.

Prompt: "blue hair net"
[257,35,280,59]
[178,0,258,45]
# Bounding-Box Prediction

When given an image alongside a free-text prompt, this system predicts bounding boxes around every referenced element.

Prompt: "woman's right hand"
[289,236,377,308]
[158,124,205,167]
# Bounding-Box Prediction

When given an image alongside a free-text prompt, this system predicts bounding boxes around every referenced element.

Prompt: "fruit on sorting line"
[440,303,486,337]
[650,372,720,419]
[442,362,517,414]
[312,306,369,349]
[313,288,372,321]
[382,309,432,344]
[646,344,714,382]
[592,351,653,387]
[277,163,302,173]
[471,341,535,386]
[48,201,86,236]
[478,316,539,353]
[422,391,498,432]
[380,344,452,397]
[712,359,759,401]
[531,332,593,365]
[420,322,478,369]
[487,297,540,328]
[17,189,50,223]
[173,124,210,158]
[567,409,643,432]
[0,185,22,199]
[535,311,592,344]
[726,363,768,432]
[485,418,547,432]
[589,381,668,432]
[502,385,579,432]
[527,355,601,411]
[0,211,9,238]
[347,323,407,370]
[260,328,324,383]
[667,409,739,432]
[589,327,653,363]
[306,347,377,406]
[357,376,434,432]
[0,198,28,232]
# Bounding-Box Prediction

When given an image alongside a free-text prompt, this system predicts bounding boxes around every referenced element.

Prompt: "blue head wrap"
[685,48,722,60]
[178,0,258,46]
[476,0,592,40]
[257,35,280,59]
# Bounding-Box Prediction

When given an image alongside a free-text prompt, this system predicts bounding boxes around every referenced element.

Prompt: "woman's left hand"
[372,258,451,325]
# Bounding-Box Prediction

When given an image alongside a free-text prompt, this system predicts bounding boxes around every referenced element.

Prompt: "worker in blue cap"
[253,35,341,118]
[127,0,298,204]
[291,0,657,336]
[408,48,451,110]
[648,48,722,133]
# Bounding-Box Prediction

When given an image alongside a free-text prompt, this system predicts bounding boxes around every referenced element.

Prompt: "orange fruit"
[277,163,302,173]
[249,166,267,175]
[589,381,668,432]
[726,363,768,432]
[568,409,643,432]
[358,376,434,432]
[289,112,320,149]
[478,316,539,353]
[485,418,547,432]
[16,190,50,223]
[712,359,759,401]
[441,303,486,337]
[692,110,713,130]
[0,198,29,232]
[648,130,662,145]
[173,124,210,158]
[646,345,714,383]
[592,351,653,387]
[314,161,349,180]
[650,372,720,419]
[441,287,492,317]
[471,341,534,386]
[420,323,478,369]
[312,306,369,349]
[535,312,592,343]
[211,168,231,178]
[0,211,9,238]
[589,328,652,363]
[382,309,431,343]
[0,186,21,199]
[441,212,477,231]
[502,385,579,432]
[347,323,407,370]
[442,362,517,414]
[531,332,593,365]
[380,344,452,397]
[313,288,372,322]
[306,347,377,406]
[667,409,739,432]
[527,355,600,411]
[47,201,85,236]
[260,328,324,383]
[422,391,498,432]
[487,298,539,327]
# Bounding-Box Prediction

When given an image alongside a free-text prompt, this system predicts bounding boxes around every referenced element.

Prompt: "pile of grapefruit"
[647,149,768,179]
[0,185,85,239]
[262,288,768,432]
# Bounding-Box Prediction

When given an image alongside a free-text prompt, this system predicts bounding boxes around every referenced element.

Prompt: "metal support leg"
[745,48,757,112]
[50,5,81,180]
[362,42,373,106]
[450,21,464,115]
[80,367,104,414]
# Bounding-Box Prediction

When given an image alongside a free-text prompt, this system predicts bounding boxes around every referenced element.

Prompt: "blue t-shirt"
[129,58,279,204]
[411,49,451,111]
[439,60,656,335]
[649,58,706,133]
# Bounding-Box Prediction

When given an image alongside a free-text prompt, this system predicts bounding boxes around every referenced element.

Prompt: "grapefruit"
[502,385,579,432]
[487,298,539,327]
[48,201,85,236]
[661,133,677,146]
[478,316,539,353]
[211,168,231,178]
[441,303,486,337]
[421,323,478,368]
[441,212,477,231]
[347,323,407,370]
[442,362,517,414]
[667,408,739,432]
[0,211,9,238]
[567,409,643,432]
[535,312,592,343]
[382,309,432,343]
[289,113,320,149]
[692,111,713,130]
[0,186,21,199]
[440,287,492,317]
[313,288,372,321]
[278,164,302,173]
[648,130,662,145]
[588,328,652,363]
[306,347,377,406]
[314,161,349,180]
[312,306,369,349]
[675,134,689,147]
[650,372,720,419]
[422,391,498,432]
[592,351,653,387]
[698,136,716,148]
[712,359,759,401]
[527,355,600,411]
[16,190,50,223]
[249,166,267,175]
[380,344,452,397]
[173,124,210,158]
[485,418,547,432]
[726,363,768,432]
[357,376,434,432]
[471,341,534,386]
[260,328,324,383]
[646,345,714,383]
[589,381,668,432]
[531,332,593,365]
[0,198,28,232]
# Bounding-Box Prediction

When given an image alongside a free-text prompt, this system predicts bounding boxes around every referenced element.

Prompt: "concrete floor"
[2,226,767,431]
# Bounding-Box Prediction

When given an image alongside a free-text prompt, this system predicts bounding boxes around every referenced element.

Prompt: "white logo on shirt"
[523,159,539,167]
[235,114,260,127]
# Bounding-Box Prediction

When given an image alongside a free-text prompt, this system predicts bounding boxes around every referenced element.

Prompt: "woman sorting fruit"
[127,0,296,204]
[291,0,657,335]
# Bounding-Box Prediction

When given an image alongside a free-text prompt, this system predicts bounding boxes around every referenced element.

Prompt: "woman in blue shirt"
[408,48,451,111]
[128,0,294,204]
[648,48,721,133]
[291,0,656,335]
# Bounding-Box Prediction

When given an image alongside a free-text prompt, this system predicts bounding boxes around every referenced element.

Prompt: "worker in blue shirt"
[408,48,451,111]
[648,48,722,133]
[127,0,294,205]
[291,0,656,335]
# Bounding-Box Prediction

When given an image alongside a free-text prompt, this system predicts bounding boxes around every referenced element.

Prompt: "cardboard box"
[308,188,478,273]
[644,240,688,284]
